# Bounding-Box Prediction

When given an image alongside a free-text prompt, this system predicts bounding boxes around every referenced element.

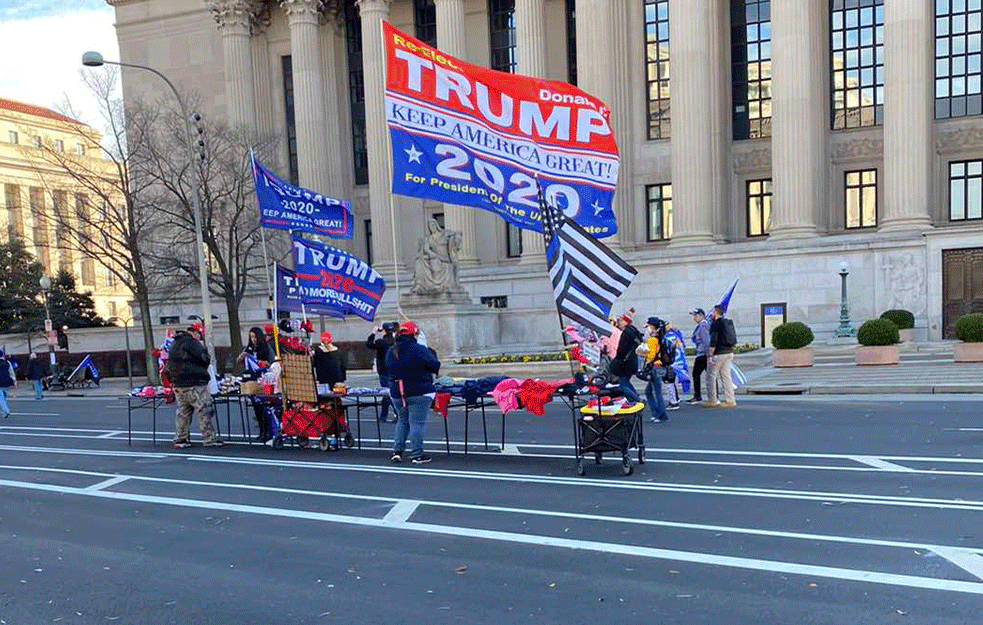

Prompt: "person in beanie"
[367,322,398,422]
[688,308,711,404]
[0,351,16,418]
[167,323,221,448]
[612,309,643,404]
[387,321,440,464]
[312,331,347,387]
[26,353,46,400]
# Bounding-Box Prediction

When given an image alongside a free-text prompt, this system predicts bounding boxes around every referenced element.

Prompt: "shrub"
[954,313,983,343]
[880,309,915,330]
[857,318,900,346]
[771,322,814,350]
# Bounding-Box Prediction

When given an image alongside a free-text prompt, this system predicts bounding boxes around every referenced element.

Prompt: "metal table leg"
[464,404,469,456]
[127,399,132,446]
[355,398,362,450]
[374,398,381,447]
[481,401,489,451]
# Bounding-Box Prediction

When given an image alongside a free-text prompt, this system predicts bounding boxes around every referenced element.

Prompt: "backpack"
[721,318,737,349]
[659,336,678,367]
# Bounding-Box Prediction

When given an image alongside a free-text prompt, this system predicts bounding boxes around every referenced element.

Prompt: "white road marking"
[0,444,168,459]
[934,548,983,582]
[7,412,61,416]
[849,456,915,472]
[82,476,130,492]
[382,500,421,524]
[96,431,124,439]
[1,475,982,596]
[501,444,521,455]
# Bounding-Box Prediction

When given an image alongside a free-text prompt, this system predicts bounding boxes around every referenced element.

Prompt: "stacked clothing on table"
[431,376,508,417]
[490,378,577,416]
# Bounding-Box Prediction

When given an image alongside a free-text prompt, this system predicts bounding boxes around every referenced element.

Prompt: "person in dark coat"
[386,322,440,464]
[612,311,643,404]
[26,353,46,400]
[167,324,220,448]
[0,351,16,418]
[239,326,275,441]
[367,321,397,422]
[312,331,347,387]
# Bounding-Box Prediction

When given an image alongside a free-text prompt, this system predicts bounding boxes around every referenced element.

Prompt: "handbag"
[662,366,676,384]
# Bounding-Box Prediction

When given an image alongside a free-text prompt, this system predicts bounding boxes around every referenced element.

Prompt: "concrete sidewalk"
[738,340,983,395]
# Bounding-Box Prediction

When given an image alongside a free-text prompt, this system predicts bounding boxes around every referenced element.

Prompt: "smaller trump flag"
[252,154,353,239]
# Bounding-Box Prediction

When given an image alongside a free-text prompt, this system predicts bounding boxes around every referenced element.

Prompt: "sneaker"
[203,439,224,447]
[411,455,433,465]
[667,403,680,411]
[649,416,669,423]
[686,397,702,405]
[719,401,737,409]
[391,453,403,463]
[173,440,191,449]
[700,400,721,408]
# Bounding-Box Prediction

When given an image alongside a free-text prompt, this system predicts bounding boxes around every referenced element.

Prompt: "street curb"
[743,384,983,395]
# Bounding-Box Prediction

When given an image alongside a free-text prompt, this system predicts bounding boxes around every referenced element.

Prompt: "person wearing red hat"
[167,323,221,449]
[386,321,440,464]
[312,331,346,387]
[610,309,643,405]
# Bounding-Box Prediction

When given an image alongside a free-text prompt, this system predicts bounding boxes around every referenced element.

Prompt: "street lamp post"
[39,276,55,366]
[108,316,133,389]
[835,261,856,338]
[81,50,216,367]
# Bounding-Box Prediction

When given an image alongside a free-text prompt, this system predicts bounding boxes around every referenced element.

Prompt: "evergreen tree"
[46,270,107,329]
[0,240,45,333]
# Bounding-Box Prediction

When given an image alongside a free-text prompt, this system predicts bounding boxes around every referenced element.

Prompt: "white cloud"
[0,8,120,130]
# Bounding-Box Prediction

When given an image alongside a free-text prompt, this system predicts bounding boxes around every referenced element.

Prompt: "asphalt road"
[2,393,983,624]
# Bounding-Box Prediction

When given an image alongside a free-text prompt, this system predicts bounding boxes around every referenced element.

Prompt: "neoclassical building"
[106,0,983,353]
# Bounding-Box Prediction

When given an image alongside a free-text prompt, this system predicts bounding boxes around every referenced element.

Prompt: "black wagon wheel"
[576,458,586,476]
[594,452,603,465]
[622,455,633,476]
[319,434,330,452]
[344,432,354,448]
[272,435,284,450]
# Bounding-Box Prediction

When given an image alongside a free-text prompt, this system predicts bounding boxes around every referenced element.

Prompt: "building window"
[105,264,116,288]
[76,143,85,156]
[30,187,49,270]
[7,130,17,144]
[346,3,369,185]
[489,0,516,73]
[160,315,180,326]
[566,0,577,85]
[81,259,95,286]
[281,55,300,186]
[506,223,523,257]
[54,139,64,152]
[646,183,673,241]
[845,169,877,228]
[364,219,373,266]
[432,212,445,229]
[645,0,671,140]
[4,183,23,240]
[481,295,508,308]
[33,136,41,148]
[950,160,983,221]
[831,0,884,129]
[746,178,772,236]
[732,0,772,139]
[936,0,983,118]
[414,0,437,46]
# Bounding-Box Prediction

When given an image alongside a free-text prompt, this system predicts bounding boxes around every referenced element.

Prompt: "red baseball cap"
[397,322,418,336]
[188,322,205,336]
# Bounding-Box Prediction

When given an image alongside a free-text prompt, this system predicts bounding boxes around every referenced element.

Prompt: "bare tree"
[26,68,166,384]
[142,110,280,366]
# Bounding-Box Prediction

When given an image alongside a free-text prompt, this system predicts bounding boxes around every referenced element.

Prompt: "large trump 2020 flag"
[383,22,620,237]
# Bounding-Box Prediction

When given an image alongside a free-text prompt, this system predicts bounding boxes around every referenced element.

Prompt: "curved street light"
[81,50,216,366]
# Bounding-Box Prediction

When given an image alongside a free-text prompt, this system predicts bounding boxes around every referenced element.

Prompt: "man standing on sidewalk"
[167,323,221,448]
[688,309,710,404]
[26,353,46,400]
[704,305,737,408]
[367,321,397,423]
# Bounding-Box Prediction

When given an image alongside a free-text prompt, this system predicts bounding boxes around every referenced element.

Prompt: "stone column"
[435,0,479,265]
[515,0,548,260]
[280,0,332,194]
[357,0,397,269]
[667,0,715,245]
[881,0,934,231]
[769,0,826,239]
[209,0,259,128]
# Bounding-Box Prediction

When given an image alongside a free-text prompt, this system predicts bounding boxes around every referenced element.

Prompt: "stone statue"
[882,252,926,316]
[412,218,463,294]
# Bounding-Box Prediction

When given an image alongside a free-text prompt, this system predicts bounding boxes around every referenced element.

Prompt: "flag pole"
[251,150,275,314]
[380,20,402,316]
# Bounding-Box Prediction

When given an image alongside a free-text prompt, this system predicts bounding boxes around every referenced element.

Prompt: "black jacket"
[26,359,46,381]
[312,347,347,386]
[167,331,211,388]
[709,317,733,355]
[614,324,643,375]
[243,334,274,381]
[366,332,395,376]
[385,336,441,398]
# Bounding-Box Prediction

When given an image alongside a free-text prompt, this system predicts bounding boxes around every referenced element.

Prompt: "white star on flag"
[405,144,423,164]
[591,200,605,216]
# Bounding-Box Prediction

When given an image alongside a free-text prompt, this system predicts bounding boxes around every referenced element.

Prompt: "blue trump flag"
[666,328,691,395]
[252,154,353,239]
[275,264,345,319]
[718,278,739,313]
[291,237,386,322]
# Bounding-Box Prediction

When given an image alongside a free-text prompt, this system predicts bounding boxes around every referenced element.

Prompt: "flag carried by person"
[540,183,636,337]
[718,278,739,313]
[383,22,620,237]
[251,153,353,239]
[665,328,692,395]
[291,237,386,322]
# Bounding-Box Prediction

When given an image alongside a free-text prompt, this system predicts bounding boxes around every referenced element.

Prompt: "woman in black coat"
[239,326,275,442]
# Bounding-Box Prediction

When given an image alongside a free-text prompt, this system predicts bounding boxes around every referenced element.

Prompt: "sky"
[0,0,120,129]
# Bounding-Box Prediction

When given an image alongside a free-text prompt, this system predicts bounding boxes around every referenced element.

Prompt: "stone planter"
[898,328,914,343]
[772,347,814,367]
[954,342,983,363]
[856,345,900,366]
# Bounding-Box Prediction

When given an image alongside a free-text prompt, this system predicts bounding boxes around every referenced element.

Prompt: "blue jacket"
[385,336,441,398]
[691,319,711,357]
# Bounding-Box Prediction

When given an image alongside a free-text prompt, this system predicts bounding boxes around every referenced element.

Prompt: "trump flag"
[275,264,345,319]
[291,237,386,322]
[252,154,353,239]
[384,22,620,238]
